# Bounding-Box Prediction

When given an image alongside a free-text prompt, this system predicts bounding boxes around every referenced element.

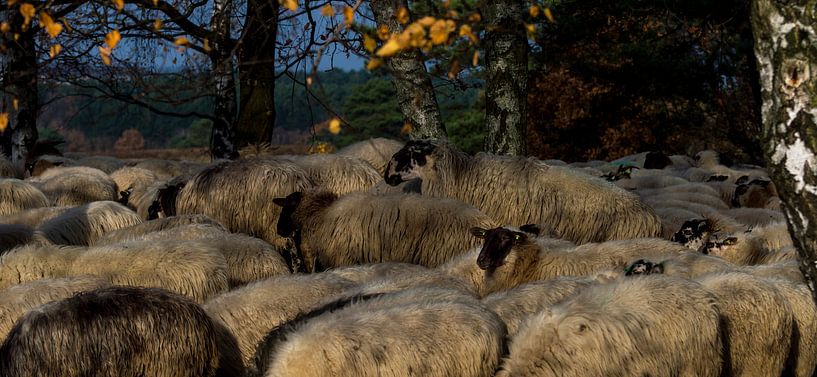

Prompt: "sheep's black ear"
[470,227,487,238]
[706,175,728,182]
[519,224,541,236]
[54,161,65,167]
[273,192,302,207]
[272,198,288,207]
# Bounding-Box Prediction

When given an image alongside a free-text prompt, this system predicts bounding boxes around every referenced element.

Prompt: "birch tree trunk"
[369,0,447,140]
[482,0,528,156]
[209,0,239,160]
[0,13,38,173]
[750,0,817,300]
[235,0,277,146]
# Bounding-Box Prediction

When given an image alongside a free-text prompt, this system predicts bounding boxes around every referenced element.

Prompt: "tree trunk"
[482,0,528,155]
[235,0,277,146]
[750,0,817,301]
[0,12,38,172]
[369,0,447,140]
[209,0,239,160]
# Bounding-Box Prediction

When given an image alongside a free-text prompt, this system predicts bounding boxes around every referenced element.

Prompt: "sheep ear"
[470,227,486,238]
[272,197,290,207]
[519,224,541,236]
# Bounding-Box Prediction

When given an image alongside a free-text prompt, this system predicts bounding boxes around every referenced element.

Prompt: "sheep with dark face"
[670,215,746,251]
[441,226,687,296]
[108,166,158,207]
[384,140,662,244]
[733,178,780,209]
[273,189,498,272]
[0,286,242,377]
[0,179,49,216]
[495,275,723,377]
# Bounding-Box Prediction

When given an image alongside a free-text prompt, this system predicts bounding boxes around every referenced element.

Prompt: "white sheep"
[764,278,817,377]
[27,166,117,205]
[496,275,723,376]
[384,140,662,244]
[273,189,498,271]
[0,179,49,217]
[280,154,381,195]
[720,207,785,227]
[92,214,226,245]
[36,201,143,246]
[704,221,793,265]
[75,155,125,173]
[108,166,159,206]
[336,137,405,174]
[0,244,85,290]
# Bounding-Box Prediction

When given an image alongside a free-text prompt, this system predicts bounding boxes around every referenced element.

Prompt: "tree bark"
[0,12,38,172]
[750,0,817,300]
[482,0,528,155]
[235,0,277,146]
[369,0,447,140]
[209,0,239,160]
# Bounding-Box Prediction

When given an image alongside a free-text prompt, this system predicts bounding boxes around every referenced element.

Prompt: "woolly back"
[31,167,118,206]
[0,286,229,377]
[0,224,33,253]
[37,201,142,246]
[177,158,314,246]
[109,167,158,194]
[337,137,405,174]
[0,179,49,216]
[0,244,86,290]
[93,214,225,245]
[282,154,381,195]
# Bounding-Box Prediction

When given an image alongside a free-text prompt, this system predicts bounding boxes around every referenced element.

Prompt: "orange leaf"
[529,5,540,18]
[429,19,454,45]
[281,0,297,12]
[459,24,477,43]
[366,58,383,70]
[174,36,189,46]
[396,7,410,24]
[544,7,555,23]
[105,29,121,49]
[99,46,112,65]
[363,34,376,53]
[343,6,354,25]
[416,16,436,27]
[153,19,162,31]
[203,38,211,52]
[1,22,10,33]
[112,0,124,11]
[19,3,35,28]
[48,44,61,58]
[320,4,334,16]
[328,118,341,135]
[401,123,412,135]
[377,25,390,40]
[376,36,403,57]
[39,12,62,38]
[0,113,8,132]
[7,0,18,6]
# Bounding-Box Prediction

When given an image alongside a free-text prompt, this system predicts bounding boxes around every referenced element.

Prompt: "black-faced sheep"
[0,224,33,253]
[695,272,793,377]
[0,286,242,377]
[670,215,746,251]
[441,226,687,296]
[0,276,110,341]
[177,158,313,248]
[495,275,723,377]
[36,201,143,246]
[384,140,662,244]
[704,222,793,265]
[108,166,158,206]
[733,178,781,209]
[336,137,406,174]
[27,166,117,205]
[273,190,498,272]
[0,179,49,216]
[258,287,506,377]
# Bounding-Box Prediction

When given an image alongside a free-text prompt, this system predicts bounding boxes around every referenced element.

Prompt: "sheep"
[69,239,229,303]
[704,221,793,265]
[130,158,186,179]
[328,263,478,297]
[669,214,746,251]
[75,155,125,173]
[652,207,705,239]
[0,276,110,341]
[108,166,158,206]
[635,182,721,198]
[131,175,188,220]
[720,207,785,227]
[27,166,117,205]
[110,223,292,287]
[695,272,793,377]
[36,201,143,246]
[640,191,730,210]
[336,137,405,174]
[0,244,85,290]
[695,150,770,183]
[741,260,805,284]
[705,180,741,205]
[273,189,498,272]
[26,155,75,177]
[177,157,314,248]
[0,286,242,377]
[441,226,687,296]
[0,206,71,228]
[384,140,662,244]
[481,277,593,336]
[764,278,817,377]
[93,214,226,245]
[203,273,357,367]
[495,275,723,377]
[0,224,33,253]
[614,174,689,190]
[0,179,49,216]
[622,252,736,279]
[643,197,722,217]
[258,287,506,377]
[280,154,381,195]
[733,178,780,208]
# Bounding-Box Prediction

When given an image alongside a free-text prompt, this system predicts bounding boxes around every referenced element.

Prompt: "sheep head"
[624,259,664,276]
[272,190,339,239]
[703,236,739,257]
[272,191,304,238]
[384,140,437,186]
[471,227,528,271]
[671,219,712,252]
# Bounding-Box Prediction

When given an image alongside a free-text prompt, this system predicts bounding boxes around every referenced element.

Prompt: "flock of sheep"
[0,137,808,377]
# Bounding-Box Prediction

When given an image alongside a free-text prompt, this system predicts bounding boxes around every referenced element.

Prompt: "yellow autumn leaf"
[544,7,555,23]
[99,46,112,65]
[153,19,162,31]
[363,34,376,53]
[398,23,425,48]
[320,4,334,16]
[306,76,313,86]
[377,25,390,40]
[105,29,121,49]
[281,0,297,11]
[49,44,61,58]
[1,22,10,33]
[459,24,477,43]
[203,38,211,52]
[7,0,18,6]
[401,123,412,135]
[39,12,62,38]
[525,23,535,36]
[429,19,454,45]
[12,98,18,110]
[529,5,540,18]
[174,36,189,46]
[416,16,436,27]
[468,13,481,23]
[375,36,403,57]
[19,3,35,28]
[328,118,341,135]
[366,58,383,70]
[472,50,479,66]
[152,0,157,5]
[112,0,124,11]
[445,10,458,18]
[343,6,354,25]
[0,113,8,133]
[396,7,410,24]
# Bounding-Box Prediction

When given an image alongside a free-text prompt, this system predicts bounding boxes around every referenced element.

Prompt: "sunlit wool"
[28,166,117,205]
[336,137,405,175]
[0,179,48,216]
[280,154,381,195]
[36,201,142,246]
